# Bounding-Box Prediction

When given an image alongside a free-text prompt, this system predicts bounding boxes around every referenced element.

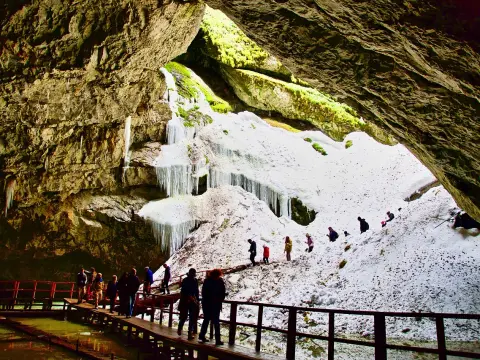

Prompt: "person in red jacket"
[262,245,270,264]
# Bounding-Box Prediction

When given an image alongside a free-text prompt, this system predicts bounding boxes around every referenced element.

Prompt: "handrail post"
[13,281,19,306]
[328,312,334,360]
[168,299,174,328]
[436,316,447,360]
[70,283,74,298]
[229,303,238,345]
[255,305,263,352]
[286,308,297,360]
[374,314,387,360]
[32,281,37,300]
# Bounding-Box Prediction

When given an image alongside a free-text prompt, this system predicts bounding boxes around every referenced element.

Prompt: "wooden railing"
[0,280,75,309]
[132,293,480,360]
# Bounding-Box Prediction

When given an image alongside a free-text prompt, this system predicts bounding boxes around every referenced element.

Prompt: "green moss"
[312,143,327,156]
[223,129,229,135]
[251,123,256,129]
[178,106,213,128]
[187,144,193,158]
[345,140,353,149]
[339,259,347,269]
[204,155,210,164]
[219,218,230,232]
[304,137,313,143]
[165,62,232,113]
[265,119,301,133]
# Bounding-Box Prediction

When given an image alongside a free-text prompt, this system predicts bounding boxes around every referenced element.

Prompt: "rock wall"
[205,0,480,220]
[0,0,205,278]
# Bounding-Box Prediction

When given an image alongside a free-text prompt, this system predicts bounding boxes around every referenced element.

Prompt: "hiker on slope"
[327,227,339,242]
[305,233,314,252]
[248,239,257,266]
[358,217,370,234]
[284,236,293,261]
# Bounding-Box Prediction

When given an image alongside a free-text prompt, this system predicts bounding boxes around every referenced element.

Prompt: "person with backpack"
[198,269,226,346]
[358,217,370,233]
[305,234,314,252]
[284,236,293,261]
[262,245,270,264]
[247,239,257,266]
[178,268,200,340]
[327,227,339,242]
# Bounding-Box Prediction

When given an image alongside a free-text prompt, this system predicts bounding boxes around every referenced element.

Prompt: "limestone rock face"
[205,0,480,220]
[0,0,205,276]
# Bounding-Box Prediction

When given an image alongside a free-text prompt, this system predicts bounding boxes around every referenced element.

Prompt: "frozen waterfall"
[123,116,132,175]
[4,179,16,217]
[154,144,194,197]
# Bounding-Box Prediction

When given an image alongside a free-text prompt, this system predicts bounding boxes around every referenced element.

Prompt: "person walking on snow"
[143,266,154,295]
[106,275,117,314]
[76,267,87,304]
[248,239,257,266]
[305,233,314,252]
[178,268,200,340]
[262,245,270,264]
[386,211,394,222]
[284,236,293,261]
[358,217,370,233]
[198,269,226,346]
[327,227,339,242]
[161,264,171,294]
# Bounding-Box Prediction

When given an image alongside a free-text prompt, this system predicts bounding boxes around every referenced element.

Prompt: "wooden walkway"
[65,298,281,360]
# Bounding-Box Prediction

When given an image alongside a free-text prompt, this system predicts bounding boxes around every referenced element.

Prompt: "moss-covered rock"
[291,198,316,226]
[222,67,394,142]
[165,61,232,113]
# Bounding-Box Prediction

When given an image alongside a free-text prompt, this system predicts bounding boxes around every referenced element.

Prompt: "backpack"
[332,231,339,241]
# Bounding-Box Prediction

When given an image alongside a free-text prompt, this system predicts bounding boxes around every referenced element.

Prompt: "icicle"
[166,118,185,145]
[80,135,83,153]
[150,220,197,254]
[124,116,132,167]
[4,179,16,217]
[155,165,193,197]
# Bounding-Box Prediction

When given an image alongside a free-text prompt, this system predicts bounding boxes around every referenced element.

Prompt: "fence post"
[229,303,238,345]
[374,314,387,360]
[13,281,20,306]
[70,283,74,298]
[255,305,263,352]
[328,312,335,360]
[168,299,174,328]
[32,281,37,301]
[436,317,447,360]
[286,308,297,360]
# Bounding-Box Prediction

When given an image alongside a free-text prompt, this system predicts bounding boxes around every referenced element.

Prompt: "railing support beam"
[436,317,447,360]
[374,314,387,360]
[255,305,264,352]
[286,308,297,360]
[229,303,238,345]
[328,312,334,360]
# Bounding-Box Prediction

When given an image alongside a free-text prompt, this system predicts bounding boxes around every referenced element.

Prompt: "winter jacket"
[180,276,199,301]
[387,213,394,221]
[77,272,87,287]
[92,278,104,292]
[284,239,292,252]
[144,269,154,285]
[164,266,171,282]
[117,276,129,296]
[201,277,226,310]
[328,230,339,242]
[263,246,270,258]
[127,275,141,295]
[306,236,314,247]
[106,281,117,298]
[249,241,257,256]
[359,218,369,233]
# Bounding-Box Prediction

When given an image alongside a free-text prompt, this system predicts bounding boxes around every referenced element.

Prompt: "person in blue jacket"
[143,266,154,295]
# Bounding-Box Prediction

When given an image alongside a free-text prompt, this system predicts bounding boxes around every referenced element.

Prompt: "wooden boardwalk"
[65,298,281,360]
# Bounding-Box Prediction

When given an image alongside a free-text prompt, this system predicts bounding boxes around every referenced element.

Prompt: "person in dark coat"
[327,227,339,242]
[106,275,118,314]
[344,230,350,237]
[143,266,154,295]
[177,268,200,340]
[76,268,87,304]
[247,239,257,266]
[117,272,129,316]
[198,269,226,346]
[161,264,171,294]
[127,268,141,318]
[358,217,370,233]
[386,211,394,222]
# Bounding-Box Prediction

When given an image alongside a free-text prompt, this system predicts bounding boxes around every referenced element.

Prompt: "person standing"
[262,245,270,264]
[161,264,171,295]
[327,227,339,242]
[177,268,200,340]
[127,268,141,318]
[247,239,257,266]
[117,272,129,316]
[76,268,87,304]
[198,269,226,346]
[86,267,97,300]
[143,266,154,295]
[106,275,118,314]
[386,211,394,222]
[92,273,104,309]
[358,217,370,233]
[284,236,293,261]
[305,234,314,253]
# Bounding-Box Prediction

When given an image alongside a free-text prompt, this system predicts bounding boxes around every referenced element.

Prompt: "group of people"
[177,268,226,345]
[76,265,162,317]
[246,211,396,264]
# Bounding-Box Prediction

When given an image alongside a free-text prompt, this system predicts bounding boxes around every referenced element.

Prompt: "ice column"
[4,179,16,217]
[150,220,197,254]
[123,116,132,169]
[154,144,193,197]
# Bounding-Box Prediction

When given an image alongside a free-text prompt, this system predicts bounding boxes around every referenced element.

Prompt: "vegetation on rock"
[291,198,316,226]
[178,106,213,127]
[165,61,232,113]
[312,143,327,156]
[345,140,353,149]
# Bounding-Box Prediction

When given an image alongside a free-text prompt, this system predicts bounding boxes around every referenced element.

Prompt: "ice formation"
[123,116,132,172]
[4,179,16,216]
